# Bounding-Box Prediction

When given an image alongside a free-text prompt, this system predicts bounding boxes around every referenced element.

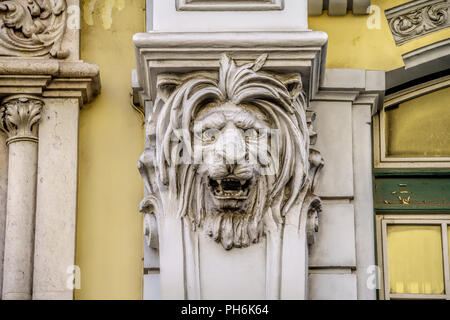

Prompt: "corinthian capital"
[0,95,43,144]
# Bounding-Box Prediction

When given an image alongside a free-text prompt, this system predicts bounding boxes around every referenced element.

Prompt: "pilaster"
[0,0,100,300]
[0,96,42,300]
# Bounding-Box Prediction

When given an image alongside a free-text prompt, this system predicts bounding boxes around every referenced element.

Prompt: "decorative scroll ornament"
[143,213,159,249]
[386,0,449,45]
[0,0,69,58]
[0,95,43,144]
[138,54,324,250]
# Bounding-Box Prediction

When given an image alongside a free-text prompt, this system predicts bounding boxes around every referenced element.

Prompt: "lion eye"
[245,128,266,142]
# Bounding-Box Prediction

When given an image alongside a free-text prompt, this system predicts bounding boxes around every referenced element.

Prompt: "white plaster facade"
[308,70,382,299]
[149,0,308,31]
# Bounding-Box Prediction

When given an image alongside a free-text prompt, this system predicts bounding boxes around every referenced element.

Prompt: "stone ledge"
[133,31,328,107]
[312,68,385,114]
[0,59,101,105]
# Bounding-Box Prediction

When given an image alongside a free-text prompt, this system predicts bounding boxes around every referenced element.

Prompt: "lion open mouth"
[209,178,251,200]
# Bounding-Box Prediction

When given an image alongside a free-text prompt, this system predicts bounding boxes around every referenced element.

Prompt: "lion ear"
[279,74,303,100]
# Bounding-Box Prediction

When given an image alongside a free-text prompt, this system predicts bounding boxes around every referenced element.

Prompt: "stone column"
[0,96,43,300]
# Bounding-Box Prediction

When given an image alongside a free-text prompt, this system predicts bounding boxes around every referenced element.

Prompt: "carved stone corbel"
[137,52,324,299]
[139,53,323,249]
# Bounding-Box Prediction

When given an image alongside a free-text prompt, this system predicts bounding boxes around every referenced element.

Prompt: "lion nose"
[217,125,246,166]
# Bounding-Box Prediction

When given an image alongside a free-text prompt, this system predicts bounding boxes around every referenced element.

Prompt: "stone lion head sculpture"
[139,54,323,250]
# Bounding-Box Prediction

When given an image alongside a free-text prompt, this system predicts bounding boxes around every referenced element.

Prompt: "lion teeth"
[209,177,251,199]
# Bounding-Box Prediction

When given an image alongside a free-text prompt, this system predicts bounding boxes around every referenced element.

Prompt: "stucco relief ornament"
[138,54,324,250]
[0,95,43,144]
[0,0,69,58]
[388,1,449,45]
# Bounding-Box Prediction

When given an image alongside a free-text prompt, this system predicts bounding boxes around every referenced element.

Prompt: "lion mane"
[139,54,322,250]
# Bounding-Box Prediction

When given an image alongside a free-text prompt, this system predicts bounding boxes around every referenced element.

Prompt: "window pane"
[385,87,450,158]
[387,225,444,295]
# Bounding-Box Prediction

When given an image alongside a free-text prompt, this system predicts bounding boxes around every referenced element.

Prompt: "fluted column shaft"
[0,96,42,300]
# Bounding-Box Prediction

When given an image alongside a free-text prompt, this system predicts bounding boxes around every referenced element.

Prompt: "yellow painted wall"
[309,0,450,71]
[75,0,145,300]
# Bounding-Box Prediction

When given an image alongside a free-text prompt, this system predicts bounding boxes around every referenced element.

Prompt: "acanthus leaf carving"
[0,95,43,144]
[386,0,449,45]
[138,54,324,250]
[0,0,69,58]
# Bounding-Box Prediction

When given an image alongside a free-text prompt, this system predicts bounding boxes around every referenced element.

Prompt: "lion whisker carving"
[138,53,323,250]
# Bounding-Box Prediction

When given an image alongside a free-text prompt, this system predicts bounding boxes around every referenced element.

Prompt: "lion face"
[193,102,271,215]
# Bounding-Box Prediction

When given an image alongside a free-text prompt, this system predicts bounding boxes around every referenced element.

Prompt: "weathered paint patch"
[82,0,125,29]
[102,0,125,30]
[83,0,97,26]
[374,173,450,212]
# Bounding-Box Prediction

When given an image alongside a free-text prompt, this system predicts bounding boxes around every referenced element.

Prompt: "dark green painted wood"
[374,169,450,177]
[374,176,450,212]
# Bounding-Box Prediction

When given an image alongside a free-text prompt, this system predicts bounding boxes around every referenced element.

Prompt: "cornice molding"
[386,40,450,90]
[312,68,385,114]
[402,38,450,69]
[385,0,450,46]
[133,31,328,108]
[0,59,101,105]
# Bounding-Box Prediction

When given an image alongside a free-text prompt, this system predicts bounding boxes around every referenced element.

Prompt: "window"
[373,75,450,168]
[385,87,450,158]
[377,217,450,299]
